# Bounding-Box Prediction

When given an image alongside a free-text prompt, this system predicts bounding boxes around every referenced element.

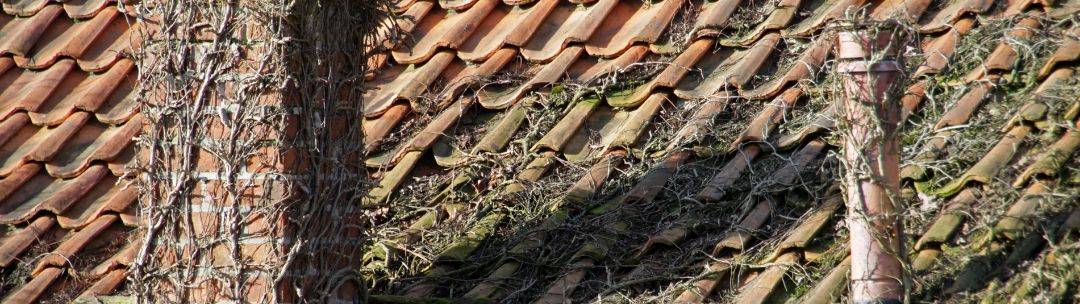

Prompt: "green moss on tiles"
[899,16,1064,202]
[361,7,1080,304]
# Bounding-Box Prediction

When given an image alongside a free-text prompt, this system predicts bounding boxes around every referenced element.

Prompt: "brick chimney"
[131,1,383,302]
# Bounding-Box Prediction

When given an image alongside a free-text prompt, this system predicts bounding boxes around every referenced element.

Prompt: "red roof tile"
[361,0,1080,302]
[0,0,1066,301]
[0,0,139,302]
[919,0,993,32]
[584,0,685,57]
[458,0,556,61]
[479,45,582,108]
[392,0,498,64]
[521,0,617,62]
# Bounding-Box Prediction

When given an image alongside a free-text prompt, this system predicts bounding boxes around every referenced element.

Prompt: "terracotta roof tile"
[1038,26,1080,78]
[2,266,63,303]
[12,6,119,69]
[674,32,780,99]
[534,97,598,153]
[605,92,667,150]
[0,0,139,300]
[394,0,419,12]
[77,16,137,72]
[520,0,618,62]
[88,238,137,277]
[0,164,109,224]
[870,0,934,21]
[784,0,866,37]
[55,177,135,229]
[743,37,830,100]
[0,215,55,267]
[440,0,480,10]
[724,0,800,46]
[3,0,127,18]
[1014,128,1079,187]
[78,268,127,298]
[769,192,843,259]
[584,0,685,58]
[0,112,89,176]
[666,97,729,150]
[776,104,833,150]
[2,0,49,17]
[690,0,741,39]
[358,0,1079,301]
[674,153,831,303]
[437,51,520,103]
[0,5,62,57]
[734,87,803,148]
[28,59,134,126]
[471,98,530,153]
[914,16,975,77]
[458,0,556,61]
[730,251,799,303]
[568,44,648,83]
[609,37,713,107]
[44,114,141,177]
[364,50,456,117]
[392,0,497,64]
[564,154,620,202]
[964,15,1042,81]
[32,213,118,274]
[0,59,76,119]
[393,99,474,164]
[1048,0,1080,18]
[622,150,689,204]
[374,1,435,52]
[65,0,129,19]
[933,125,1031,197]
[478,45,583,108]
[363,103,410,151]
[696,144,762,202]
[560,97,660,162]
[919,0,993,33]
[912,188,977,253]
[934,78,996,130]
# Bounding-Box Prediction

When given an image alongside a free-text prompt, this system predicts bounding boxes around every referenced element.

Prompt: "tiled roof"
[0,0,140,303]
[363,0,1080,302]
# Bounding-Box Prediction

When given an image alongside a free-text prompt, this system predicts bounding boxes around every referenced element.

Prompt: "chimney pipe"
[833,19,908,304]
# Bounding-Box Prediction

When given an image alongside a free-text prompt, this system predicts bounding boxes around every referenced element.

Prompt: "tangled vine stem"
[129,1,394,302]
[828,12,915,304]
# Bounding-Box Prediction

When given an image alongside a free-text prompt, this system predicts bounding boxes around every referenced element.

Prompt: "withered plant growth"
[129,0,394,302]
[828,14,912,304]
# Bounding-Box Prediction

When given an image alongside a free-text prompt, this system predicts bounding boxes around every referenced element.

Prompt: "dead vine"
[129,0,394,302]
